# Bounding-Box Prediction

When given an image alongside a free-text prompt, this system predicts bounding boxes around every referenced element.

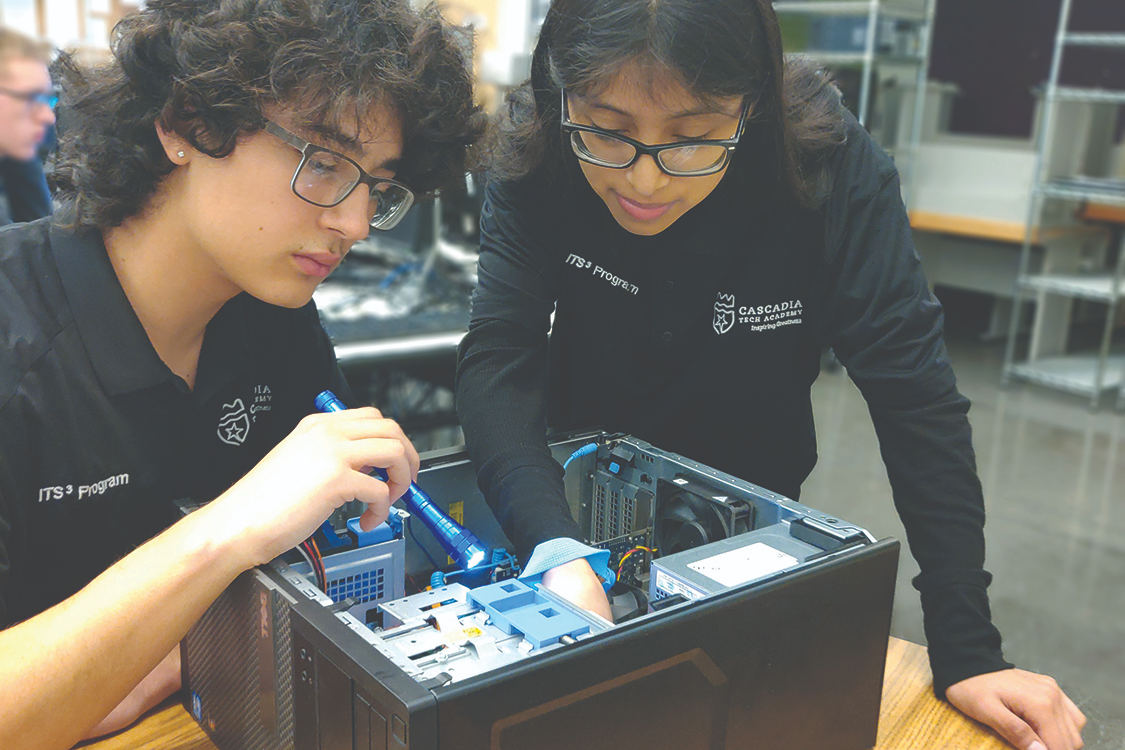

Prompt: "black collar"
[48,216,250,399]
[48,218,174,396]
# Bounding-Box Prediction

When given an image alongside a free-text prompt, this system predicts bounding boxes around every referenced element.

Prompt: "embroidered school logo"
[712,294,805,333]
[741,298,804,331]
[250,384,273,420]
[713,293,735,335]
[218,399,251,446]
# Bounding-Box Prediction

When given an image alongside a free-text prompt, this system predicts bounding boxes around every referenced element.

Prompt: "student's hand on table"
[946,668,1085,750]
[540,558,613,622]
[208,407,420,567]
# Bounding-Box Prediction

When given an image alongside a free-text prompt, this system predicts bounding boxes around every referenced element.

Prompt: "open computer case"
[182,430,899,750]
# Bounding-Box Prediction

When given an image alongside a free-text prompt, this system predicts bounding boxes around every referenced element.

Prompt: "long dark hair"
[52,0,485,229]
[491,0,845,207]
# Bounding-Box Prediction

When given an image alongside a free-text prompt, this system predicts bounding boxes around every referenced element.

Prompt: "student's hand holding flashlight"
[201,406,420,569]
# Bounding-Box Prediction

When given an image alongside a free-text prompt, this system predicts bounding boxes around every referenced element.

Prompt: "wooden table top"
[908,209,1109,244]
[1080,202,1125,226]
[875,638,1009,749]
[78,637,1010,750]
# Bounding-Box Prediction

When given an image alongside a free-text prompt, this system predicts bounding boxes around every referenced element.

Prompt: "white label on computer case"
[689,543,799,588]
[654,570,704,600]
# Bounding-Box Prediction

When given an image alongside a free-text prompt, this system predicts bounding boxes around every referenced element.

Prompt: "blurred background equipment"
[774,0,937,205]
[313,180,484,451]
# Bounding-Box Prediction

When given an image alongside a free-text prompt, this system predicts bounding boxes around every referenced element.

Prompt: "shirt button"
[662,331,673,343]
[664,280,674,292]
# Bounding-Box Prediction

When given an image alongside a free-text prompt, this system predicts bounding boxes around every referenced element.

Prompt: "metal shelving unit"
[773,0,936,206]
[1001,0,1125,410]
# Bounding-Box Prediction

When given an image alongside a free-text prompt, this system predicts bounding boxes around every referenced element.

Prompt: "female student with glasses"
[454,2,1084,749]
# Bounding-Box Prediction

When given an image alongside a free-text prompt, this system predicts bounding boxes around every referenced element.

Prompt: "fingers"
[1062,696,1085,749]
[299,405,385,428]
[1026,710,1083,750]
[971,694,1045,750]
[343,438,413,498]
[211,408,414,567]
[1007,675,1084,750]
[299,407,391,439]
[403,438,420,482]
[308,409,417,490]
[946,670,1084,750]
[341,471,394,525]
[356,505,389,532]
[1062,692,1086,732]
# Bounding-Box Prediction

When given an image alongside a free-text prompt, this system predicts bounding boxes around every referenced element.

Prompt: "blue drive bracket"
[346,507,406,548]
[346,517,396,547]
[466,579,590,649]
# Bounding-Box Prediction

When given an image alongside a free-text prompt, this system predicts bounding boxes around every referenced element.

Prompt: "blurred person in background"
[0,26,55,224]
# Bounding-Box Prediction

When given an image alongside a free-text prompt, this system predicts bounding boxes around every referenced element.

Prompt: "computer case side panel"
[432,537,900,750]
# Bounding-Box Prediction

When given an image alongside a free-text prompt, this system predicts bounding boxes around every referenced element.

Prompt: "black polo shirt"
[455,110,1013,695]
[0,216,351,626]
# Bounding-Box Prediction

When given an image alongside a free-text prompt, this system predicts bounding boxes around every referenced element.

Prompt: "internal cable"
[300,538,327,591]
[617,546,655,573]
[310,538,326,589]
[295,543,317,583]
[563,442,599,470]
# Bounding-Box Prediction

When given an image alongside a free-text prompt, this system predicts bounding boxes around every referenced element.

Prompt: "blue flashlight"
[314,390,488,570]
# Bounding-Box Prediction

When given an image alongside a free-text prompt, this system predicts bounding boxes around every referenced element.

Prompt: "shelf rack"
[1000,0,1125,410]
[773,0,937,206]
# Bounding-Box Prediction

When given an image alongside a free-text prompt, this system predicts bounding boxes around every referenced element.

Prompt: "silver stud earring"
[177,151,185,158]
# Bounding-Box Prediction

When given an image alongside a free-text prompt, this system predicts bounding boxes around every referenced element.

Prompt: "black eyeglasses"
[560,89,749,177]
[0,86,59,110]
[263,120,414,230]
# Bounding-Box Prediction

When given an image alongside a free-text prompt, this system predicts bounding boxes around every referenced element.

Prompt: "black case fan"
[653,478,755,556]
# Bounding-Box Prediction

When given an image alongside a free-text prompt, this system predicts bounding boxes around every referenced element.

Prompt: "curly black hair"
[52,0,485,229]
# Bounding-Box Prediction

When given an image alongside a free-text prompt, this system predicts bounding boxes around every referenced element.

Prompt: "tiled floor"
[804,334,1125,748]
